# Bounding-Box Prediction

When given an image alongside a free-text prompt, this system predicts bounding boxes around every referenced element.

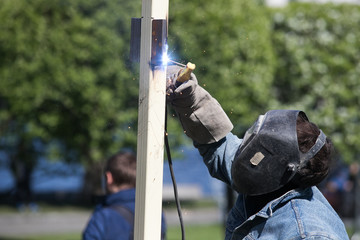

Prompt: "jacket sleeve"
[168,73,233,144]
[194,133,242,186]
[82,210,105,240]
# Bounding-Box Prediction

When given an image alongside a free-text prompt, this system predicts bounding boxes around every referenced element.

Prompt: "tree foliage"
[271,3,360,163]
[0,0,140,195]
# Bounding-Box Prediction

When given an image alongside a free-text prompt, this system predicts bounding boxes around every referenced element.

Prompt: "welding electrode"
[176,62,196,83]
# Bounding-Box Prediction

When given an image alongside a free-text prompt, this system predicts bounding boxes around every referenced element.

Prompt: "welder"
[166,66,349,240]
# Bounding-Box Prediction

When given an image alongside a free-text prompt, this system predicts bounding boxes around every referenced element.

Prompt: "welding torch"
[167,60,196,83]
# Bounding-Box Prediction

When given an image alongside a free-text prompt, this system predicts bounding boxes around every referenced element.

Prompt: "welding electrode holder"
[130,18,168,66]
[176,62,196,83]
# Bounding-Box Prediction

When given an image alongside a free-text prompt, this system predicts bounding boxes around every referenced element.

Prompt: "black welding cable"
[164,107,185,240]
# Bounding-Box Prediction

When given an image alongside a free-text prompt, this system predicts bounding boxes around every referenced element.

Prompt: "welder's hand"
[166,66,233,144]
[166,65,198,103]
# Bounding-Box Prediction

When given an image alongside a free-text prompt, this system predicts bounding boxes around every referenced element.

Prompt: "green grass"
[163,199,218,210]
[167,224,224,239]
[0,224,224,240]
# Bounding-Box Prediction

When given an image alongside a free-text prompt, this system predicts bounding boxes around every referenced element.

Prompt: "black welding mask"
[231,110,327,196]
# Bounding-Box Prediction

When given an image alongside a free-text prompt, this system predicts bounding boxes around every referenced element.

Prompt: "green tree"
[271,3,360,163]
[168,0,276,135]
[0,0,140,199]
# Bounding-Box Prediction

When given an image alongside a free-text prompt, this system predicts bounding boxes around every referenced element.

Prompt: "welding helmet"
[231,110,327,196]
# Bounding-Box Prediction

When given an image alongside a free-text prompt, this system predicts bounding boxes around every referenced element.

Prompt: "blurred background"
[1,0,360,239]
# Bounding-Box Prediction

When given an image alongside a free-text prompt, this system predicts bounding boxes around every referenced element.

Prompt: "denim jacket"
[168,74,349,239]
[195,133,349,240]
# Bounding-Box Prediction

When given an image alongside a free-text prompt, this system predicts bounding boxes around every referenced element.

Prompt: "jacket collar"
[233,187,315,238]
[105,188,136,206]
[255,187,313,219]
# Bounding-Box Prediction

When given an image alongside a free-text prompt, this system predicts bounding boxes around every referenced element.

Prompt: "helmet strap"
[299,130,326,168]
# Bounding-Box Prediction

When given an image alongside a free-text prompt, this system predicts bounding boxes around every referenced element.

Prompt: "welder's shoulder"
[271,196,349,240]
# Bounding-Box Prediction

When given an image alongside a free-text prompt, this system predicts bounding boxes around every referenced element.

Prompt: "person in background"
[166,66,349,240]
[83,151,166,240]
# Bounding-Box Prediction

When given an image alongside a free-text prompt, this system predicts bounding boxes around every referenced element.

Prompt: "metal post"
[134,0,168,239]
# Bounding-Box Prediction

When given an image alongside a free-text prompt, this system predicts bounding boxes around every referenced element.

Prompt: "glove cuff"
[170,80,233,144]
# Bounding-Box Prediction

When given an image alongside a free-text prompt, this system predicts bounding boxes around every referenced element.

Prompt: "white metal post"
[134,0,168,239]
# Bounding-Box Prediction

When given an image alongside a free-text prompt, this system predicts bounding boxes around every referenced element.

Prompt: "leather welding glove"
[166,66,233,144]
[166,65,182,102]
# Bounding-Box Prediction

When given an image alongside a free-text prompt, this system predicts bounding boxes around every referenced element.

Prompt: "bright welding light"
[161,44,187,67]
[161,44,170,65]
[162,52,170,65]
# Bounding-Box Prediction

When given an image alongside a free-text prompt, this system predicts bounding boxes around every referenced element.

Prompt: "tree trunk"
[10,139,36,209]
[82,161,105,205]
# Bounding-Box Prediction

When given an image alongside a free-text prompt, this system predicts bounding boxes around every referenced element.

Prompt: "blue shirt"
[83,188,166,240]
[195,133,349,240]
